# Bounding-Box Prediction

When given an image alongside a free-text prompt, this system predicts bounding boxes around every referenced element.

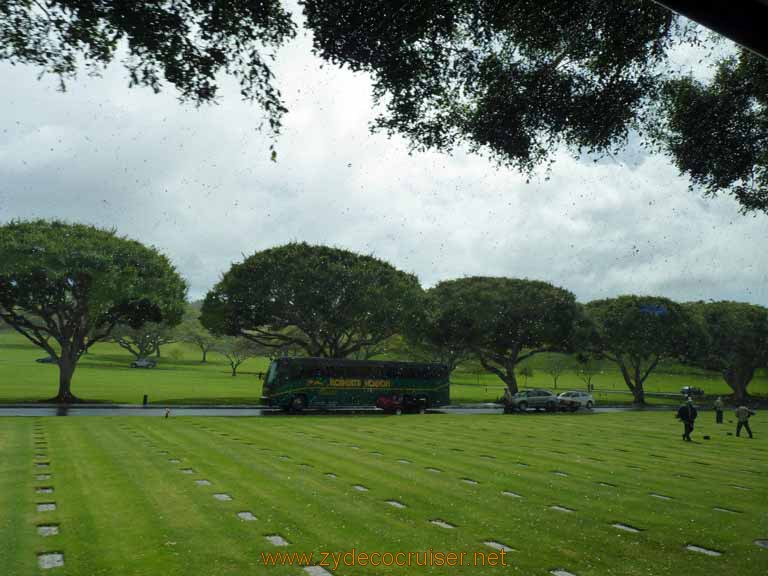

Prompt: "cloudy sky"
[1,8,766,306]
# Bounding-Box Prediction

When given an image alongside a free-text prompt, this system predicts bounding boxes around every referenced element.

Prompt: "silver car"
[504,389,560,412]
[558,391,595,410]
[130,357,157,369]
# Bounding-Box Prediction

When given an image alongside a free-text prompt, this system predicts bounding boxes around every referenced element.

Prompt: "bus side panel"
[266,373,450,409]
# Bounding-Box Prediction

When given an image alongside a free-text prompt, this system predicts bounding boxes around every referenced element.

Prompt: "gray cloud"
[1,22,766,306]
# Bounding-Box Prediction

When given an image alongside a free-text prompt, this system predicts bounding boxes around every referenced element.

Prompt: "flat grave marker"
[685,545,722,557]
[266,535,290,546]
[38,553,64,569]
[37,525,60,537]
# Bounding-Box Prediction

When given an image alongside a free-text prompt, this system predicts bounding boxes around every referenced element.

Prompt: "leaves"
[201,242,423,358]
[655,50,768,213]
[422,276,580,391]
[0,0,296,135]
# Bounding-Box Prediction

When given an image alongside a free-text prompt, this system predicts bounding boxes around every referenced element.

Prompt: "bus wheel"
[290,395,306,412]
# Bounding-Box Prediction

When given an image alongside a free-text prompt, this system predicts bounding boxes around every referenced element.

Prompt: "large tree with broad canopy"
[0,220,187,402]
[684,301,768,403]
[426,277,580,394]
[200,243,423,358]
[585,295,700,404]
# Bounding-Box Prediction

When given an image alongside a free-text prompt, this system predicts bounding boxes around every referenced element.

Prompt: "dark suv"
[504,389,559,412]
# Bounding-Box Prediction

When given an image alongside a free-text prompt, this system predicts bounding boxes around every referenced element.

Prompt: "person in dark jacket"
[676,398,698,441]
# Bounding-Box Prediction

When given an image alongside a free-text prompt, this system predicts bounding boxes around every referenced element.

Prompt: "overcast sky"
[1,10,766,306]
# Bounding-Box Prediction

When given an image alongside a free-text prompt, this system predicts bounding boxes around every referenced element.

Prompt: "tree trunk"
[155,345,161,358]
[201,348,207,363]
[54,354,79,403]
[724,366,754,403]
[618,362,645,404]
[231,364,238,376]
[504,370,519,395]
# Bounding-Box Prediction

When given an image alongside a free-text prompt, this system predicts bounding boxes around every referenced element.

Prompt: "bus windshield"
[263,361,278,392]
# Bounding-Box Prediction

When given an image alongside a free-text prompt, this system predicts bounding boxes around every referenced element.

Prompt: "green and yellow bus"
[261,357,450,413]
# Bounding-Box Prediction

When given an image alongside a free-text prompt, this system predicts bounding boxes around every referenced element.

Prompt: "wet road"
[0,404,676,417]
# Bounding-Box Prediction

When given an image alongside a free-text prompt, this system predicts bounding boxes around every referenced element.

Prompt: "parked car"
[130,358,157,369]
[558,391,595,410]
[376,393,429,415]
[504,389,560,412]
[35,356,57,364]
[680,386,704,397]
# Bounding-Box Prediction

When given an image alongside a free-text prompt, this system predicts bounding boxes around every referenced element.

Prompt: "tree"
[654,50,768,214]
[426,277,580,395]
[684,301,768,403]
[575,354,598,392]
[304,1,768,214]
[403,287,474,372]
[0,220,187,402]
[585,296,700,404]
[178,305,217,363]
[348,334,399,361]
[0,1,296,137]
[544,357,568,389]
[306,5,693,162]
[201,243,423,358]
[4,2,764,212]
[215,337,260,377]
[518,366,534,388]
[111,321,178,360]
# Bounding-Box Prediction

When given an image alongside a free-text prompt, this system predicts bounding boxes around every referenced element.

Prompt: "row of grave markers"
[32,421,64,570]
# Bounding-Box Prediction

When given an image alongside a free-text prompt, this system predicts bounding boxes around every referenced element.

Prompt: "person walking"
[676,398,698,442]
[735,405,755,438]
[714,396,724,424]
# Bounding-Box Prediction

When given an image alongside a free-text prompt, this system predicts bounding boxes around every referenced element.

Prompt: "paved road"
[0,404,681,417]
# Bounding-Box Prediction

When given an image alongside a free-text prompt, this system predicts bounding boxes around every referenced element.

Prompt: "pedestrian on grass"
[714,396,724,424]
[676,398,698,442]
[164,407,171,419]
[735,405,755,438]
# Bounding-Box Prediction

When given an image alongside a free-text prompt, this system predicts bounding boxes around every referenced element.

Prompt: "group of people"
[676,396,756,441]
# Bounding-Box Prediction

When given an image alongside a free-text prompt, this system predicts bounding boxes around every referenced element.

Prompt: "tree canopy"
[111,320,178,360]
[178,303,218,363]
[0,0,296,134]
[403,286,474,372]
[200,242,423,358]
[585,295,700,403]
[426,276,580,394]
[0,220,187,402]
[3,1,766,212]
[684,301,768,402]
[655,50,768,213]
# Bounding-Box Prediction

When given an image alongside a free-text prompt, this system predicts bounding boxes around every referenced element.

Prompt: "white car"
[557,391,595,410]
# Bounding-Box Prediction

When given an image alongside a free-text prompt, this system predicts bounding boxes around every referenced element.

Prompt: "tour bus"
[261,357,450,413]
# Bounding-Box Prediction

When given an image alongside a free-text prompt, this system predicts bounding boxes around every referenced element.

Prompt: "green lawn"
[1,412,766,575]
[1,332,766,405]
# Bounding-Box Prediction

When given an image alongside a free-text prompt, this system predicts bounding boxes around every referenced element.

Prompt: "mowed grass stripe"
[0,419,37,576]
[44,419,264,575]
[145,419,463,552]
